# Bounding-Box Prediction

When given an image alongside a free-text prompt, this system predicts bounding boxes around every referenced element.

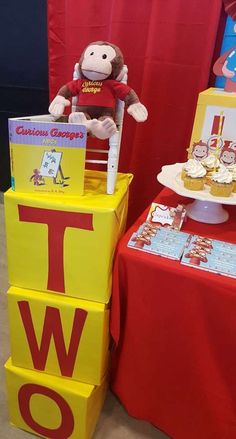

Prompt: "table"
[110,188,236,439]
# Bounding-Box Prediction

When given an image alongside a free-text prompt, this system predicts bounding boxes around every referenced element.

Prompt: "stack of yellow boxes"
[4,118,132,438]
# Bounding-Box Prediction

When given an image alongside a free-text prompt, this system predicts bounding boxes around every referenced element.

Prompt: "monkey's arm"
[213,47,236,76]
[48,85,73,118]
[125,89,148,122]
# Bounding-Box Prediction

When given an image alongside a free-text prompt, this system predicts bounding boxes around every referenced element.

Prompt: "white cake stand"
[157,163,236,224]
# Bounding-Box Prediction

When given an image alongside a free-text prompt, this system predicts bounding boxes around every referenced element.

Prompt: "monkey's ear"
[73,63,81,80]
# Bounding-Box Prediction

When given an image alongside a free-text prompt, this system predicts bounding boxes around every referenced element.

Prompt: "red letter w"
[18,301,88,377]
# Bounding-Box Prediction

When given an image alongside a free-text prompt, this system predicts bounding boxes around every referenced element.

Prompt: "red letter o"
[18,383,74,438]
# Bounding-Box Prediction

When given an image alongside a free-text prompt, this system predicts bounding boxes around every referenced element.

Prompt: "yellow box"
[5,358,107,439]
[8,286,109,385]
[188,87,236,166]
[9,115,86,195]
[4,170,132,303]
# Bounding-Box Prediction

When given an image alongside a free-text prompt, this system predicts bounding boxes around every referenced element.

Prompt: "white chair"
[71,63,128,194]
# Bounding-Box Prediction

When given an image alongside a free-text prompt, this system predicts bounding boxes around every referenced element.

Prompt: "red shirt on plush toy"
[49,41,148,139]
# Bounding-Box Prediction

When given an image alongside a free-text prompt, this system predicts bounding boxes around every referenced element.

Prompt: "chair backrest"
[71,64,128,194]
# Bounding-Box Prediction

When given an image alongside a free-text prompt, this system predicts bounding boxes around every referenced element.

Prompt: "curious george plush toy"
[49,41,148,139]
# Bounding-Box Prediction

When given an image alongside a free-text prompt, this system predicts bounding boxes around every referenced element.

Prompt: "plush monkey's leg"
[68,112,89,124]
[89,117,117,139]
[68,112,116,139]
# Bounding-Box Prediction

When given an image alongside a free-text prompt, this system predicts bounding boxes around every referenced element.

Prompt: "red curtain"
[48,0,223,225]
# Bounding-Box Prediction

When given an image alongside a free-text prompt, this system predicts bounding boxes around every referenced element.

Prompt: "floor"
[0,196,169,439]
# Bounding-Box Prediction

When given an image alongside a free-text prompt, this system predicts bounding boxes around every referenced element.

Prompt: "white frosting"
[211,165,233,184]
[185,160,206,178]
[183,159,198,171]
[229,166,236,181]
[202,154,220,169]
[227,163,236,174]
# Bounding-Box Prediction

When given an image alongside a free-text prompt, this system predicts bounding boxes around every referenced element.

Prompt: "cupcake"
[202,154,220,172]
[210,165,233,197]
[181,159,200,180]
[228,165,236,192]
[202,154,220,185]
[183,161,206,191]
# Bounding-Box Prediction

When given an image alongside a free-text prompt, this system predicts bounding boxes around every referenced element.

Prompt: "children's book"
[146,203,186,230]
[9,115,87,195]
[181,234,236,279]
[127,223,190,260]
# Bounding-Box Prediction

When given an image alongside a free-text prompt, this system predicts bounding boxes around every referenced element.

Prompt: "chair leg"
[107,132,119,194]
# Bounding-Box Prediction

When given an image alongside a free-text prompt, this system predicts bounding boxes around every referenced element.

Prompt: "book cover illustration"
[181,234,236,278]
[146,203,186,230]
[9,117,87,195]
[128,223,190,260]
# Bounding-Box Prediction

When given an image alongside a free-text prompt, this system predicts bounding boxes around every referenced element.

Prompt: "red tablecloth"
[110,188,236,439]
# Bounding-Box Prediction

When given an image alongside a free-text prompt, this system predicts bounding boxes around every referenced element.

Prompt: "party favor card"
[146,203,186,230]
[181,234,236,278]
[128,225,190,260]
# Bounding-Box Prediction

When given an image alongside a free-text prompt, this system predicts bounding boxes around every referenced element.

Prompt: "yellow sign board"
[188,87,236,167]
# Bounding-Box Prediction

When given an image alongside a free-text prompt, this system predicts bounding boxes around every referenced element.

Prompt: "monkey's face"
[220,149,236,166]
[80,42,123,80]
[192,144,208,161]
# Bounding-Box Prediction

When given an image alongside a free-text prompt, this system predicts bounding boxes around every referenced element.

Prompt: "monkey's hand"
[48,95,71,118]
[222,60,235,78]
[127,102,148,122]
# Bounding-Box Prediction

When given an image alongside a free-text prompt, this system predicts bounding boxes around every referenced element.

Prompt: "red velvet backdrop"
[48,0,223,225]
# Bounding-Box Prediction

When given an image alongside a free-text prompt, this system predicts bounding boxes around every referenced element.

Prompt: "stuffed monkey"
[49,41,148,139]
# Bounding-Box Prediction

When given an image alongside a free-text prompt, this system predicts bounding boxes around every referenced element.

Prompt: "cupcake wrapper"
[184,176,205,191]
[210,182,233,197]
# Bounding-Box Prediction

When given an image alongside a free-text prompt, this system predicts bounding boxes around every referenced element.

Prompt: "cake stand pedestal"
[157,163,236,224]
[185,199,229,224]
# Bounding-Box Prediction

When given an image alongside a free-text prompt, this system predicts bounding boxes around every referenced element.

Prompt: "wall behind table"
[0,0,49,192]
